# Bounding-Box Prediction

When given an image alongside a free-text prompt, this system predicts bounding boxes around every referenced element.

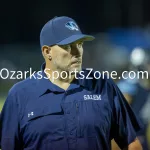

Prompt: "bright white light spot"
[130,47,146,66]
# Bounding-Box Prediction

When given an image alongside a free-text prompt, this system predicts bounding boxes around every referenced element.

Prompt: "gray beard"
[52,59,70,73]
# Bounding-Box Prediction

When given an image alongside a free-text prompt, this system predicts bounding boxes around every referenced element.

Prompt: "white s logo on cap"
[65,21,79,31]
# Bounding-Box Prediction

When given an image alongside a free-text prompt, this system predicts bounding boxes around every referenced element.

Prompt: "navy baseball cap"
[40,16,95,47]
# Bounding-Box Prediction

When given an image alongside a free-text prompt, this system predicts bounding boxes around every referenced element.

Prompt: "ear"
[42,45,52,60]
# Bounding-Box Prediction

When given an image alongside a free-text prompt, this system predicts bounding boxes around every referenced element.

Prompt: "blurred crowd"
[111,47,150,149]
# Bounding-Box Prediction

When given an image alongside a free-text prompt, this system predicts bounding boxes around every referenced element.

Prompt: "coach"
[0,16,143,150]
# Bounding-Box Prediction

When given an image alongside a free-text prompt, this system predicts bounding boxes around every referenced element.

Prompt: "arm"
[111,137,142,150]
[109,79,143,150]
[0,91,22,150]
[111,138,142,150]
[111,139,120,150]
[122,138,142,150]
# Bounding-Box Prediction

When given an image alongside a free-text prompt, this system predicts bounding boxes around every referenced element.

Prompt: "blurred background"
[0,0,150,149]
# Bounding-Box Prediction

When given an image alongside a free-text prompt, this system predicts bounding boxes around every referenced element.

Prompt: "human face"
[50,40,84,73]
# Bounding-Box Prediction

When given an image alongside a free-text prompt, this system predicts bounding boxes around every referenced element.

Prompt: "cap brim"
[56,34,95,45]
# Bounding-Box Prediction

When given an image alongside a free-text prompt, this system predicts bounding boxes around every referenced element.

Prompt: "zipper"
[76,102,81,137]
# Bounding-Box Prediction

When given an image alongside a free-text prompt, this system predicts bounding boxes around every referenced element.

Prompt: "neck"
[45,63,75,90]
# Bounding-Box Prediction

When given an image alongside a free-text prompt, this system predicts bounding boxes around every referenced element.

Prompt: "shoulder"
[8,74,38,97]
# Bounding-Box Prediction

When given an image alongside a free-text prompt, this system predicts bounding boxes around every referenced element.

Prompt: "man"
[0,16,143,150]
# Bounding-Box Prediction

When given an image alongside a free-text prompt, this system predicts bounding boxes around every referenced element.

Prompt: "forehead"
[61,39,84,46]
[51,39,84,49]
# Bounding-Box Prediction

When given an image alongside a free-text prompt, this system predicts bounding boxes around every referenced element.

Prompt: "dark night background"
[1,0,150,45]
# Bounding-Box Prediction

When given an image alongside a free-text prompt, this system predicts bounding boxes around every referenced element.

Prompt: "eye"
[61,45,71,51]
[77,42,83,48]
